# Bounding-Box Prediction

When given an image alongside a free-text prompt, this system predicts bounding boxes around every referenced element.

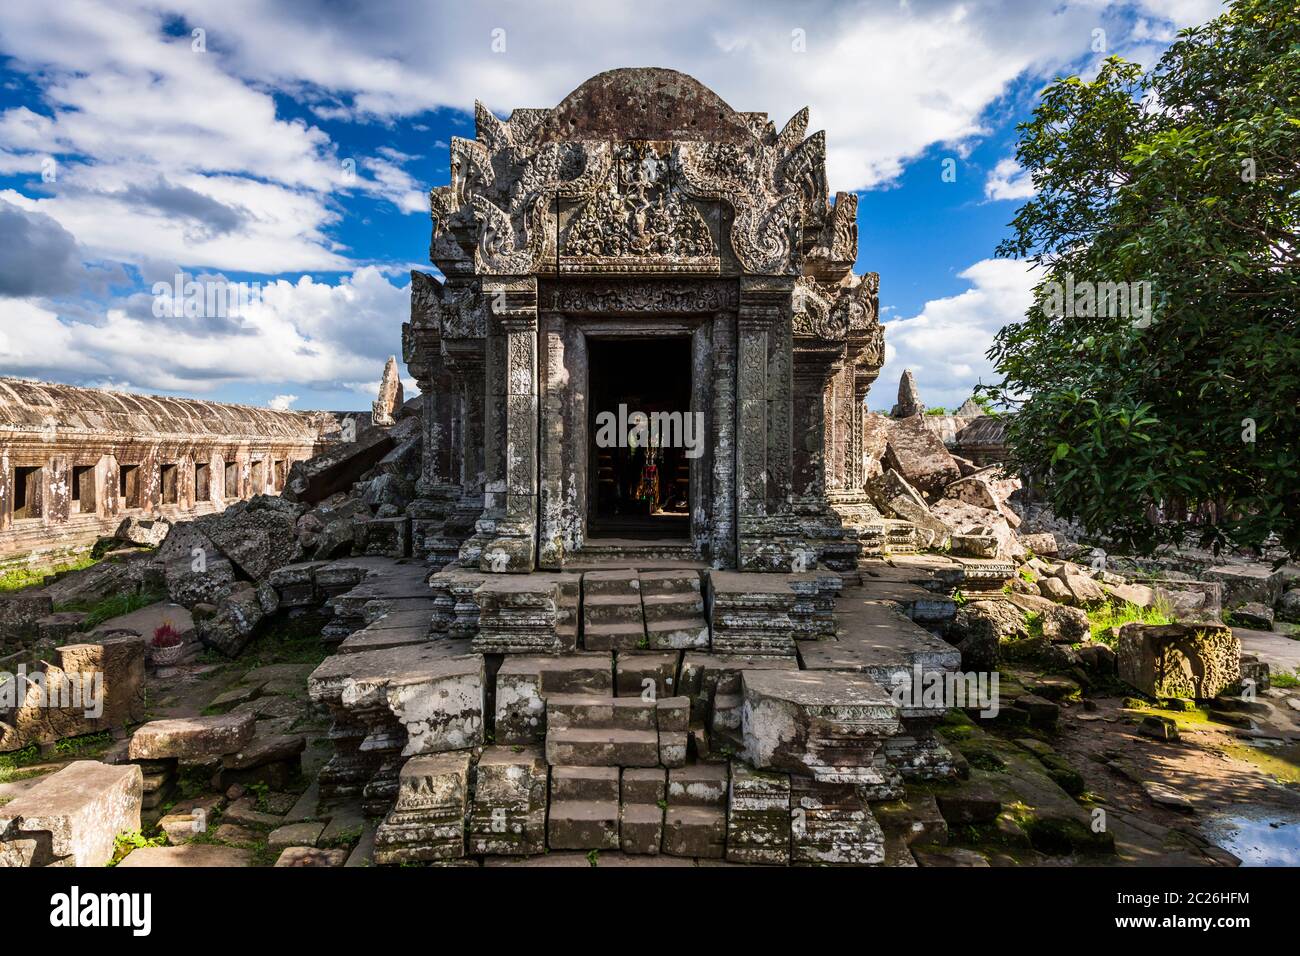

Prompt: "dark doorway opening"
[119,464,141,509]
[587,337,692,539]
[195,462,211,502]
[13,466,42,520]
[72,465,96,515]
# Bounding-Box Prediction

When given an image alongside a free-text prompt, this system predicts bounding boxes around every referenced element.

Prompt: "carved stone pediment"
[793,272,881,350]
[427,68,848,280]
[560,141,718,273]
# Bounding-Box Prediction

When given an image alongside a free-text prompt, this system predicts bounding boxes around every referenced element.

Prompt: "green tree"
[987,0,1300,557]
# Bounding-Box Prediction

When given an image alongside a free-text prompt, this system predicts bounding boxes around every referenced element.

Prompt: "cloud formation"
[0,0,1224,404]
[876,258,1038,412]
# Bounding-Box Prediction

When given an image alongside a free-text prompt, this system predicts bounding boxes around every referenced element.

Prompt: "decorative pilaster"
[736,277,801,570]
[479,277,539,572]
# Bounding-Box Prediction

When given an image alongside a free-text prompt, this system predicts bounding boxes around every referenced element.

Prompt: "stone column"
[443,341,487,563]
[0,448,11,532]
[709,313,737,568]
[46,455,70,525]
[735,277,797,570]
[793,343,863,571]
[480,277,539,572]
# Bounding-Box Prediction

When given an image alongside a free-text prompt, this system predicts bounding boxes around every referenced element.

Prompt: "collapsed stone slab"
[129,713,256,761]
[308,643,484,811]
[882,416,961,499]
[0,633,146,752]
[741,669,901,792]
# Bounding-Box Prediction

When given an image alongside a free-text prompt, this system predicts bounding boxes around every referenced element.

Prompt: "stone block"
[467,746,548,856]
[741,670,901,785]
[374,752,471,864]
[0,761,142,867]
[726,762,791,865]
[1117,622,1241,700]
[275,846,349,866]
[129,713,255,761]
[116,844,253,867]
[790,776,885,865]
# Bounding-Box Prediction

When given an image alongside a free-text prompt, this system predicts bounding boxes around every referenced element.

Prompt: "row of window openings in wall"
[10,460,288,521]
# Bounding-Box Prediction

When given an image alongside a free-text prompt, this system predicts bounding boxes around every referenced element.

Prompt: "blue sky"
[0,0,1224,412]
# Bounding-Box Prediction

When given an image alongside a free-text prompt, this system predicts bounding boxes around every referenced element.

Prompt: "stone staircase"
[581,569,645,651]
[544,694,662,767]
[639,569,710,649]
[547,766,620,850]
[663,764,728,858]
[307,553,989,864]
[619,768,667,854]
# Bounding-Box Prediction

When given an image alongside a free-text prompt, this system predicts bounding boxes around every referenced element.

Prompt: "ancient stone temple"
[404,68,885,574]
[269,68,969,868]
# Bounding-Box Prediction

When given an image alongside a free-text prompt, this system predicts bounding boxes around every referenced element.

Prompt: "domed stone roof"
[532,67,754,144]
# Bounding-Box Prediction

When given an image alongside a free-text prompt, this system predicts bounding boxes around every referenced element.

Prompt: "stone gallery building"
[0,378,331,564]
[404,67,886,574]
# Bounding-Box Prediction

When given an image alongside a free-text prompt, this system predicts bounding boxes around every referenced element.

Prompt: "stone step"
[547,800,620,851]
[582,569,641,596]
[545,727,661,768]
[546,694,657,731]
[662,806,726,858]
[550,766,619,802]
[620,802,665,855]
[638,569,702,594]
[614,652,680,698]
[582,593,644,626]
[621,767,667,804]
[644,618,710,649]
[493,653,613,745]
[583,621,647,652]
[667,763,729,808]
[642,591,704,622]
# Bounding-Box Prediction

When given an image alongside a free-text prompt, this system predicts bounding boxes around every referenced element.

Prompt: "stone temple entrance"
[403,67,887,573]
[586,337,691,541]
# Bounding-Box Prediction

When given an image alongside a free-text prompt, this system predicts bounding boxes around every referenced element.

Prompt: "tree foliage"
[987,0,1300,557]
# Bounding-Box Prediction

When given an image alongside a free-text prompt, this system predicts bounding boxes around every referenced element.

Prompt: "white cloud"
[0,0,1227,403]
[0,2,425,273]
[268,394,298,411]
[0,266,410,396]
[874,258,1037,412]
[984,157,1036,201]
[143,0,1159,193]
[1134,0,1227,28]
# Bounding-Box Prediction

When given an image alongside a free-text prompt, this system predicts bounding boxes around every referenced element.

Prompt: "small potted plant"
[149,622,185,666]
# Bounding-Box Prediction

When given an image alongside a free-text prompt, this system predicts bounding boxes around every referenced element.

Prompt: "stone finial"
[954,397,985,419]
[371,356,404,426]
[890,369,924,418]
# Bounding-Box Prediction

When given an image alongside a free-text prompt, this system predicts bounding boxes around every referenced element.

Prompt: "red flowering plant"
[151,622,182,649]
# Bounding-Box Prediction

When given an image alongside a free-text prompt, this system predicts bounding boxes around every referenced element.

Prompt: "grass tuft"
[1087,601,1172,645]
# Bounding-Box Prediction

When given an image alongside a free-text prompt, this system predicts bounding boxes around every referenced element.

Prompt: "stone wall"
[0,378,336,565]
